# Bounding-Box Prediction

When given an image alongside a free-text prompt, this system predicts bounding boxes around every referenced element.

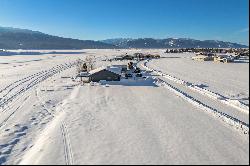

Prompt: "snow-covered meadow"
[0,49,249,164]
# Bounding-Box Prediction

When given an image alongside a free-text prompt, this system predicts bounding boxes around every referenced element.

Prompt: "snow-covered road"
[141,61,249,133]
[20,83,249,165]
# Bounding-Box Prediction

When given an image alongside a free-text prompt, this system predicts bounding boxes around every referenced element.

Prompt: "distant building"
[214,55,234,63]
[192,55,214,61]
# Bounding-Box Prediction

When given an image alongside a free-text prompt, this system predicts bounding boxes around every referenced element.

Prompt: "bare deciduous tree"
[76,58,85,74]
[85,56,95,72]
[75,56,95,75]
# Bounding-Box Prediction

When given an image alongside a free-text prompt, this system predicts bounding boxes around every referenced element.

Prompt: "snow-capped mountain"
[101,38,248,48]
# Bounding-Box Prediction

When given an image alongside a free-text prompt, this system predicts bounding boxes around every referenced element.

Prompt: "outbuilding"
[214,55,234,63]
[88,66,121,82]
[192,55,214,61]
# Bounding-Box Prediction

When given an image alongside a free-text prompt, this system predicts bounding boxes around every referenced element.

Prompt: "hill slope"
[0,27,117,49]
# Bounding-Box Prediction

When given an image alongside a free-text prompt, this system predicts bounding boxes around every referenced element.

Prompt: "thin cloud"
[239,28,249,33]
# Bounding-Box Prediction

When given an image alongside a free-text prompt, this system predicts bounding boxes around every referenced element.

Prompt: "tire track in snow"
[0,71,44,94]
[0,95,30,129]
[35,89,54,117]
[141,61,249,135]
[0,62,77,110]
[142,61,249,114]
[0,61,77,132]
[154,78,249,135]
[60,122,74,165]
[58,87,82,165]
[58,86,82,165]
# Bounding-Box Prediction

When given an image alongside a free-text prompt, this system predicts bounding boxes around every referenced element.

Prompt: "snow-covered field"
[0,49,249,165]
[147,53,249,106]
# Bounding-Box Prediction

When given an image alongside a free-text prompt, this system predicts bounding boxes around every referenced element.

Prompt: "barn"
[88,66,121,82]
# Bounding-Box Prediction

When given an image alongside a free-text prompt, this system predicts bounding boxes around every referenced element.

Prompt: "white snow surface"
[0,49,249,165]
[147,53,249,106]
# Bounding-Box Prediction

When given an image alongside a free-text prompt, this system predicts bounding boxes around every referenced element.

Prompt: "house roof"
[88,66,122,76]
[88,66,106,75]
[106,66,122,75]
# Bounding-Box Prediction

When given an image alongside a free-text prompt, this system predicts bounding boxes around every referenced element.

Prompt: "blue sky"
[0,0,249,45]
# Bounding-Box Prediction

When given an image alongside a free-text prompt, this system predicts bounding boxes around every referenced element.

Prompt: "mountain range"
[0,27,248,49]
[100,38,248,49]
[0,27,116,49]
